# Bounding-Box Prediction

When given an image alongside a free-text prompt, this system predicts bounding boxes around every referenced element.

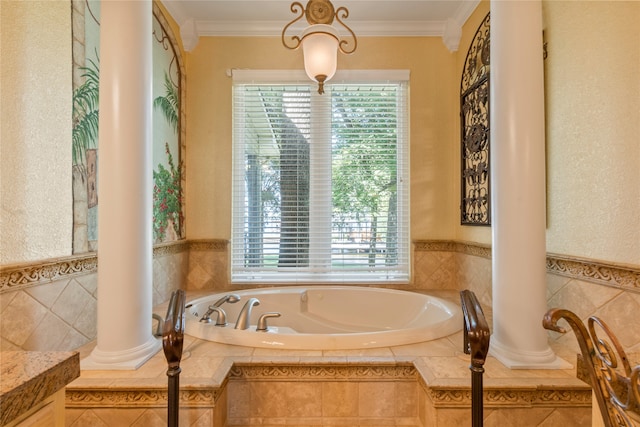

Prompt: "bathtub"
[184,286,462,350]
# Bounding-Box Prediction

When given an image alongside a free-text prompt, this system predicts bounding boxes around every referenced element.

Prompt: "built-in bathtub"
[184,286,462,350]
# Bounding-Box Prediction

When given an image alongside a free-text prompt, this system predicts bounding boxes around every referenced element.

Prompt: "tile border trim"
[0,240,210,293]
[0,255,98,293]
[545,253,640,291]
[423,386,592,408]
[414,240,492,259]
[414,240,640,293]
[229,363,418,381]
[66,362,590,411]
[3,239,637,293]
[65,388,219,408]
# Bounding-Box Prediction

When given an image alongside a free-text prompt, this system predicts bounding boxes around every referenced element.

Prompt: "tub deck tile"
[67,292,592,427]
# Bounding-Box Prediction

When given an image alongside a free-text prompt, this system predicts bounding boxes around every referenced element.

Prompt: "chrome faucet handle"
[256,312,281,332]
[153,313,164,337]
[199,304,215,323]
[199,305,228,326]
[211,307,228,326]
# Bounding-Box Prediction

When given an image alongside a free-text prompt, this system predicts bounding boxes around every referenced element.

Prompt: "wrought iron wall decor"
[460,13,490,225]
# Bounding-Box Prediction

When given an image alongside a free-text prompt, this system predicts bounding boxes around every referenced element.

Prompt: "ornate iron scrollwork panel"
[460,13,490,226]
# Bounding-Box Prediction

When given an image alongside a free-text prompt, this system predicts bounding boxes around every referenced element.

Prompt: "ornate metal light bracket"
[281,0,357,54]
[460,13,490,226]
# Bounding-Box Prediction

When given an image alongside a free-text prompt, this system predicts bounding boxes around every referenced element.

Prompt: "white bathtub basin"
[184,286,462,350]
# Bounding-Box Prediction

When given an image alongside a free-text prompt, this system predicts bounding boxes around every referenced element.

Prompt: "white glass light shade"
[301,24,339,83]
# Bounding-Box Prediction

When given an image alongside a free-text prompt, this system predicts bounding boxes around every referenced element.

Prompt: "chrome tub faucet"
[234,298,260,330]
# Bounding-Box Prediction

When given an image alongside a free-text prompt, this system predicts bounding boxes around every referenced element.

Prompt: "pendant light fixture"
[281,0,357,94]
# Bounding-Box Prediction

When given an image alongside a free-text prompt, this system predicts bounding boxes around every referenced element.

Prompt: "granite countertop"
[0,351,80,426]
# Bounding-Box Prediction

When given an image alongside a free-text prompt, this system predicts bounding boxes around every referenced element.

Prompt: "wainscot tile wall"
[0,242,188,351]
[1,239,638,354]
[3,240,638,426]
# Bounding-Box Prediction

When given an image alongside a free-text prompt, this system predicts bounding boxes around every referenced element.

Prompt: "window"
[231,70,410,283]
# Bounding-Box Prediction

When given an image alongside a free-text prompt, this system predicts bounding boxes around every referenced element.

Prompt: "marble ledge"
[67,289,590,408]
[68,289,589,394]
[0,351,80,426]
[68,334,589,397]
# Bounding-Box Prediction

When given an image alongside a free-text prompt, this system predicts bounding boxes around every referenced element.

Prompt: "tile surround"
[1,239,638,425]
[0,242,188,352]
[65,321,592,427]
[1,239,639,354]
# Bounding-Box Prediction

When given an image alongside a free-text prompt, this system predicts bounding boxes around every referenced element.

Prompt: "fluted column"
[489,0,568,369]
[82,0,161,370]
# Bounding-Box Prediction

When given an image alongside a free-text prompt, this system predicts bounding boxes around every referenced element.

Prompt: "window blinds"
[231,71,409,283]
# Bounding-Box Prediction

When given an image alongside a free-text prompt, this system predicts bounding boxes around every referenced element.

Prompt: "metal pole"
[470,365,485,427]
[163,290,186,427]
[460,290,491,427]
[167,366,181,427]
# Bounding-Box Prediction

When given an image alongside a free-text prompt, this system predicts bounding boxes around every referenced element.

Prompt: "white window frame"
[231,70,410,284]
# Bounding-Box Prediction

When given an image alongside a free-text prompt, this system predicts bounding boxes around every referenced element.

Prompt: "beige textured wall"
[543,1,640,266]
[454,0,640,267]
[0,1,72,264]
[2,0,637,270]
[184,35,459,241]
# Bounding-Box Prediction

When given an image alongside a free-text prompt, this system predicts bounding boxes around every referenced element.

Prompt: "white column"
[489,0,568,369]
[82,0,161,370]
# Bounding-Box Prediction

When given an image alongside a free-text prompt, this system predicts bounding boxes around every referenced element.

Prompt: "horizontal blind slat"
[232,75,409,283]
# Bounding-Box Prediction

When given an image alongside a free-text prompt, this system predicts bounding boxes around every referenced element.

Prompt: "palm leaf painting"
[72,57,100,171]
[153,72,179,134]
[153,71,182,242]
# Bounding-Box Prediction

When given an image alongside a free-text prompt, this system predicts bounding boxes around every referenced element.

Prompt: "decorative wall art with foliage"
[151,12,183,243]
[71,0,184,252]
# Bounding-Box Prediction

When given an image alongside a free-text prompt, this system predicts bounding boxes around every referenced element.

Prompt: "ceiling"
[160,0,481,51]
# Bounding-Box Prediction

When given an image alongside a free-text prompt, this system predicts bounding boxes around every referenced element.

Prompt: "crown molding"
[161,0,481,52]
[194,19,446,37]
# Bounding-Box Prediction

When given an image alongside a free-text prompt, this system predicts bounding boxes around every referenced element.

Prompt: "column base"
[81,336,162,371]
[489,339,572,370]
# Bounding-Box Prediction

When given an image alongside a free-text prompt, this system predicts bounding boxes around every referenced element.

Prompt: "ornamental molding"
[65,388,219,408]
[414,240,639,292]
[424,387,591,409]
[413,240,492,259]
[456,242,492,259]
[189,239,228,252]
[546,253,640,291]
[532,389,592,406]
[0,240,189,293]
[65,362,591,412]
[413,240,458,253]
[3,239,637,293]
[0,255,98,293]
[153,241,190,257]
[229,364,417,381]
